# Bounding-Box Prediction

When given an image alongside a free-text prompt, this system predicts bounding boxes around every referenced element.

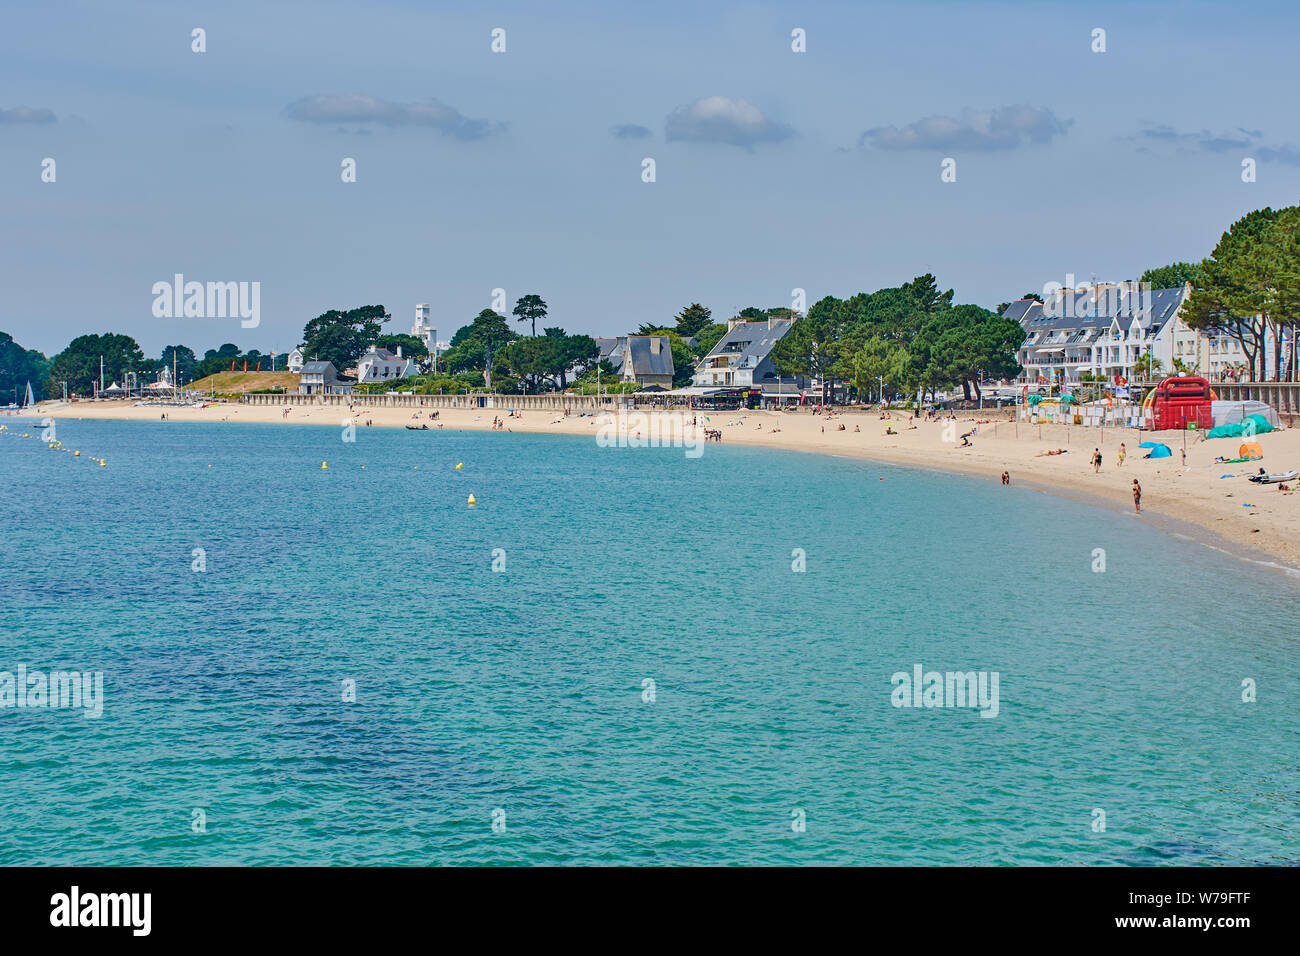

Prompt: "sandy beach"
[30,398,1300,575]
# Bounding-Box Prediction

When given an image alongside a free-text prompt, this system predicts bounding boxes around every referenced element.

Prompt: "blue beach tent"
[1139,442,1172,459]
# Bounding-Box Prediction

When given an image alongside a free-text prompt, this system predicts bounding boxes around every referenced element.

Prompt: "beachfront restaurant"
[652,385,765,409]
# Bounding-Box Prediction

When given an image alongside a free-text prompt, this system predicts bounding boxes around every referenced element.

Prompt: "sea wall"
[240,392,621,410]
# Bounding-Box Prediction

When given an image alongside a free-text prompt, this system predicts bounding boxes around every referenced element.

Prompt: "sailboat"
[22,382,34,409]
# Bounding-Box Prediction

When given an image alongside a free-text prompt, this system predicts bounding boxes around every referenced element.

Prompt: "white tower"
[412,303,435,350]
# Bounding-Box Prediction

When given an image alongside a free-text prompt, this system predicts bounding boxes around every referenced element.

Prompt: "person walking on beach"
[1132,478,1142,514]
[1092,448,1102,473]
[1001,471,1010,485]
[1118,442,1126,467]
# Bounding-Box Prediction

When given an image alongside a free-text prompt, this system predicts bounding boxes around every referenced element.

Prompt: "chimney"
[651,337,661,355]
[728,317,741,331]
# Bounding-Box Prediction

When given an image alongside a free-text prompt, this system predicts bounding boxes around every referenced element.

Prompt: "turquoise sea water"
[1,418,1296,865]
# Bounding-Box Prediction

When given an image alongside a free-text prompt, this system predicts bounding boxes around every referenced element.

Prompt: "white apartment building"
[1011,284,1190,385]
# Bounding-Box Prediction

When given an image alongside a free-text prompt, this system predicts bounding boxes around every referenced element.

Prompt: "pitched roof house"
[597,335,675,389]
[1013,284,1199,385]
[297,361,353,395]
[356,345,416,383]
[692,317,798,390]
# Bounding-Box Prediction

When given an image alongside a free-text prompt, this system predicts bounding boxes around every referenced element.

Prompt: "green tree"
[46,333,146,397]
[499,336,554,391]
[673,303,713,338]
[512,294,548,337]
[0,332,50,403]
[916,305,1024,401]
[374,333,429,359]
[159,345,197,383]
[1133,353,1163,378]
[771,296,846,404]
[1140,261,1206,290]
[1264,206,1300,380]
[1181,208,1280,381]
[464,309,515,389]
[301,305,390,373]
[553,332,599,389]
[691,322,728,357]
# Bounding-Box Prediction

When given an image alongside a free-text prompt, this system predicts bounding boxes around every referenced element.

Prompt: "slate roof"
[702,320,794,369]
[1019,287,1186,338]
[623,336,674,377]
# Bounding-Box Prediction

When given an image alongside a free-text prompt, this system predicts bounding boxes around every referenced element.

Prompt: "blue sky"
[2,0,1298,358]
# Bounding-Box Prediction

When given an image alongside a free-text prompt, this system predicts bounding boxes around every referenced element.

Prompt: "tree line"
[771,274,1025,404]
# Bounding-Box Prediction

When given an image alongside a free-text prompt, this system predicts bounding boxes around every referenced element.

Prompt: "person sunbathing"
[1036,448,1068,456]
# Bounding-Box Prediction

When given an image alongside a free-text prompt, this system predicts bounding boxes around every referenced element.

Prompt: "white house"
[1011,282,1284,384]
[298,361,353,395]
[287,348,305,373]
[356,344,416,383]
[693,316,798,392]
[1012,284,1191,385]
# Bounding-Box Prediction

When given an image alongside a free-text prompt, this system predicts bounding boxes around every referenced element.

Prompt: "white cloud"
[284,94,501,140]
[664,96,794,149]
[861,105,1069,151]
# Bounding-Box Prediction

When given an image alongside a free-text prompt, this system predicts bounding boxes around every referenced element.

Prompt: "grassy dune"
[188,371,299,396]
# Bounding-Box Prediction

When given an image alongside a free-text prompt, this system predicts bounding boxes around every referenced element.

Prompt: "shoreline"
[27,399,1300,578]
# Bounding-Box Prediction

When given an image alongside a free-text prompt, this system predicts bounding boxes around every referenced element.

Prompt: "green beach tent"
[1206,414,1275,440]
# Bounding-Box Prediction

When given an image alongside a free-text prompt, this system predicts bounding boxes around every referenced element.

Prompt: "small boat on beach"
[1248,470,1298,484]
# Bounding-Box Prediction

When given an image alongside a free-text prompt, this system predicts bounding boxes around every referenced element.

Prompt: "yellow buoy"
[99,461,106,467]
[456,462,463,470]
[321,462,328,469]
[75,451,80,457]
[467,494,476,506]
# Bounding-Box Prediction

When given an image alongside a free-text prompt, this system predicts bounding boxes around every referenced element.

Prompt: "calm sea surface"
[1,418,1296,865]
